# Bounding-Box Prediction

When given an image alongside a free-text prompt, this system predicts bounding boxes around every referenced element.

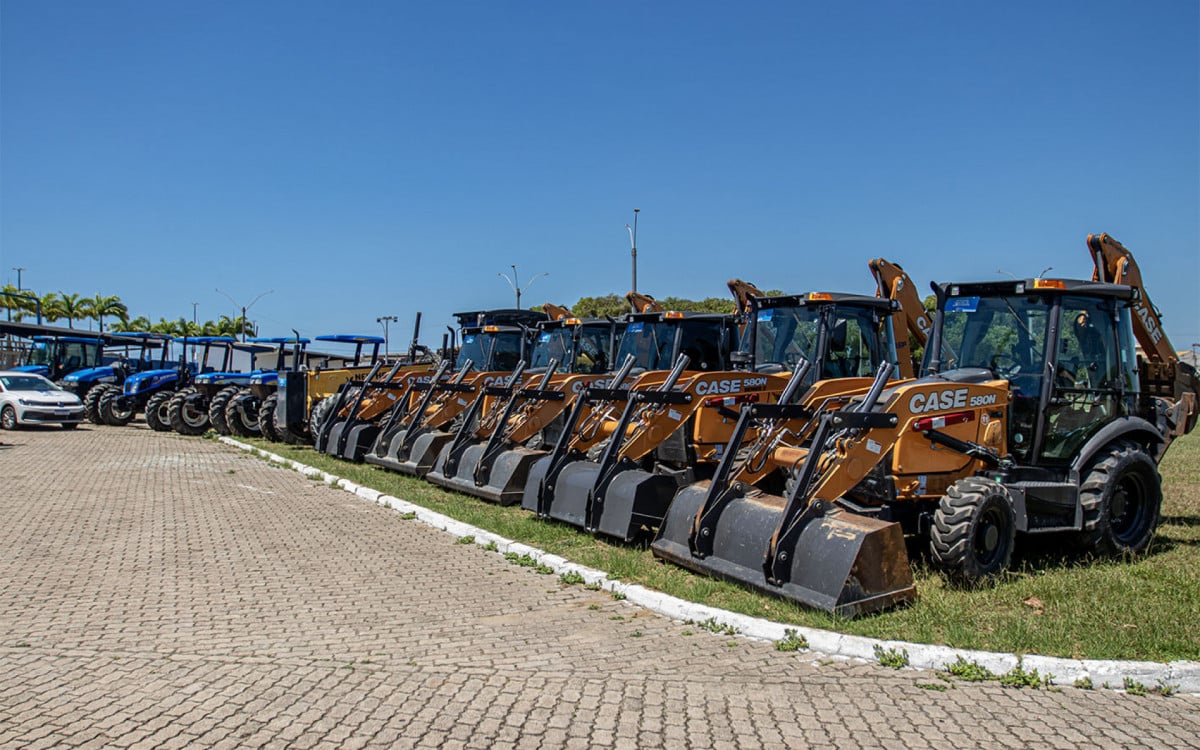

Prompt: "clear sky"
[2,1,1197,352]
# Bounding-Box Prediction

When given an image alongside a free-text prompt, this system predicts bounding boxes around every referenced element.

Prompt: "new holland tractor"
[361,309,547,475]
[423,311,624,502]
[46,332,174,423]
[220,336,310,438]
[164,337,277,436]
[652,234,1199,617]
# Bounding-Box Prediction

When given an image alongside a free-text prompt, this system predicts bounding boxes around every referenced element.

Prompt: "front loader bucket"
[427,444,544,505]
[652,484,915,617]
[317,419,345,455]
[594,468,680,542]
[339,422,380,462]
[520,455,555,514]
[545,460,601,529]
[394,430,453,477]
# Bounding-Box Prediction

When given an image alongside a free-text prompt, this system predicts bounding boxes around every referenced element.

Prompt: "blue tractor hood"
[61,364,122,386]
[123,368,181,395]
[13,364,51,377]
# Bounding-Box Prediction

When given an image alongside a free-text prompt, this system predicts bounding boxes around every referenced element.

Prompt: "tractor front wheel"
[257,393,280,442]
[168,390,209,436]
[144,391,174,432]
[99,389,135,426]
[1078,441,1161,556]
[225,390,261,438]
[208,386,240,436]
[83,385,111,424]
[930,477,1016,582]
[308,398,336,445]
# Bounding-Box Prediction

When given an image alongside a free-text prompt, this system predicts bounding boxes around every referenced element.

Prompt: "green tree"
[571,294,628,319]
[113,315,152,333]
[56,292,89,328]
[88,294,129,333]
[39,293,66,325]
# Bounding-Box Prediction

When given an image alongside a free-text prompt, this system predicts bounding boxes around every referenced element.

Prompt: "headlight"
[18,398,33,406]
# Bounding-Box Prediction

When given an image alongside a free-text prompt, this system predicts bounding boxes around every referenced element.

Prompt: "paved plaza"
[1,426,1197,749]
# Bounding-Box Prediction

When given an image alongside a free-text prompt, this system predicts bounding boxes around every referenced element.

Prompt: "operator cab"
[528,317,623,376]
[614,311,738,374]
[452,309,547,372]
[737,293,900,382]
[925,278,1139,464]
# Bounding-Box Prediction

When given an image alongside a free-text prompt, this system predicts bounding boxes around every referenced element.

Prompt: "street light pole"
[377,315,398,357]
[624,208,639,294]
[215,288,273,342]
[497,265,548,309]
[12,267,25,290]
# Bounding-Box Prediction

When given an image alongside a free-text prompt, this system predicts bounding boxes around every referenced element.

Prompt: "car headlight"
[18,399,33,406]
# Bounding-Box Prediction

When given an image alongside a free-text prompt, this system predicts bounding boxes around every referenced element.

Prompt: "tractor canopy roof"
[314,334,385,344]
[31,335,103,344]
[173,336,237,344]
[248,336,311,345]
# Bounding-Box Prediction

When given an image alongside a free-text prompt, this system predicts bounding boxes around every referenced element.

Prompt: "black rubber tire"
[257,393,281,442]
[144,390,175,432]
[207,386,240,436]
[99,388,135,426]
[308,398,336,445]
[1,405,17,430]
[225,390,261,438]
[1078,440,1162,556]
[930,477,1017,581]
[83,384,111,424]
[168,389,210,436]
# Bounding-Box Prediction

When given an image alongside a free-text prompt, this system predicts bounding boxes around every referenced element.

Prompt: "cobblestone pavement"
[1,426,1197,750]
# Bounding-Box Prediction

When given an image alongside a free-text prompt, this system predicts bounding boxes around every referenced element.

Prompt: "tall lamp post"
[12,267,25,290]
[625,208,639,294]
[215,288,273,342]
[377,315,398,357]
[497,264,548,308]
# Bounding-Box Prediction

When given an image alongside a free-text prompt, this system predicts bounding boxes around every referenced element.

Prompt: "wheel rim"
[1,408,14,428]
[182,402,207,427]
[1110,470,1152,546]
[974,502,1010,568]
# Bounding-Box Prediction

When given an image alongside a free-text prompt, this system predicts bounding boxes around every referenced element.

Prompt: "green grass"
[240,433,1200,662]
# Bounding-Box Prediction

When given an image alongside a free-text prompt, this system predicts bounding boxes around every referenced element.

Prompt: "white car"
[0,370,86,429]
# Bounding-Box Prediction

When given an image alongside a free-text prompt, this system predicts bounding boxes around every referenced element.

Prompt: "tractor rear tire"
[144,391,175,432]
[84,385,111,424]
[99,388,135,426]
[225,390,261,438]
[1078,441,1162,556]
[930,477,1016,582]
[168,389,209,436]
[208,386,239,436]
[258,393,280,442]
[308,398,336,445]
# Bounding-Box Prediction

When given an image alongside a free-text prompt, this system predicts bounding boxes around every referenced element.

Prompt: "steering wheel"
[990,354,1023,378]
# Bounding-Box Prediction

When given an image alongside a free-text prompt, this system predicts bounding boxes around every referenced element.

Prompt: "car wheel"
[1,405,18,430]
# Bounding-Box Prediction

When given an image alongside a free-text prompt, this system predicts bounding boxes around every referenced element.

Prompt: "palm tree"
[88,294,128,333]
[55,292,89,329]
[40,293,65,325]
[113,315,152,333]
[0,284,19,322]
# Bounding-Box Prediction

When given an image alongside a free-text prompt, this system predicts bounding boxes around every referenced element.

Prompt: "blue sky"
[2,1,1197,352]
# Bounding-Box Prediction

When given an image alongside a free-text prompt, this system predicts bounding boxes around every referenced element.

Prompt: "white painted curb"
[222,437,1200,695]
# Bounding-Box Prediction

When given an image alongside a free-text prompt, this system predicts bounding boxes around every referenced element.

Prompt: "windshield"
[456,331,524,371]
[750,304,895,381]
[23,342,53,366]
[1,374,59,391]
[933,294,1050,380]
[616,319,727,371]
[529,329,572,370]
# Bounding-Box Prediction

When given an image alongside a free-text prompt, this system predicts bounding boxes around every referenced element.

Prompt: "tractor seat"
[934,367,996,385]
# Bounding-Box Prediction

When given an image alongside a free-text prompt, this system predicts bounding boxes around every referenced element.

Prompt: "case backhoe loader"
[424,313,624,502]
[528,287,908,542]
[361,309,546,475]
[653,234,1199,617]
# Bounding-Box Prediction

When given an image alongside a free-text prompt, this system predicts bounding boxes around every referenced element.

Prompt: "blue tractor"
[66,333,175,424]
[221,336,310,439]
[164,337,278,436]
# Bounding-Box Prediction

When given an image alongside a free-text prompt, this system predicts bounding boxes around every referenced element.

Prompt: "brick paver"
[1,425,1196,749]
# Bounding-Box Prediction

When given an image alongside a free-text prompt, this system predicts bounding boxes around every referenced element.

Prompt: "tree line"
[0,286,253,337]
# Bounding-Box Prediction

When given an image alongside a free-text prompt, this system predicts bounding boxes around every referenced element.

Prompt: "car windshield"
[1,374,59,391]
